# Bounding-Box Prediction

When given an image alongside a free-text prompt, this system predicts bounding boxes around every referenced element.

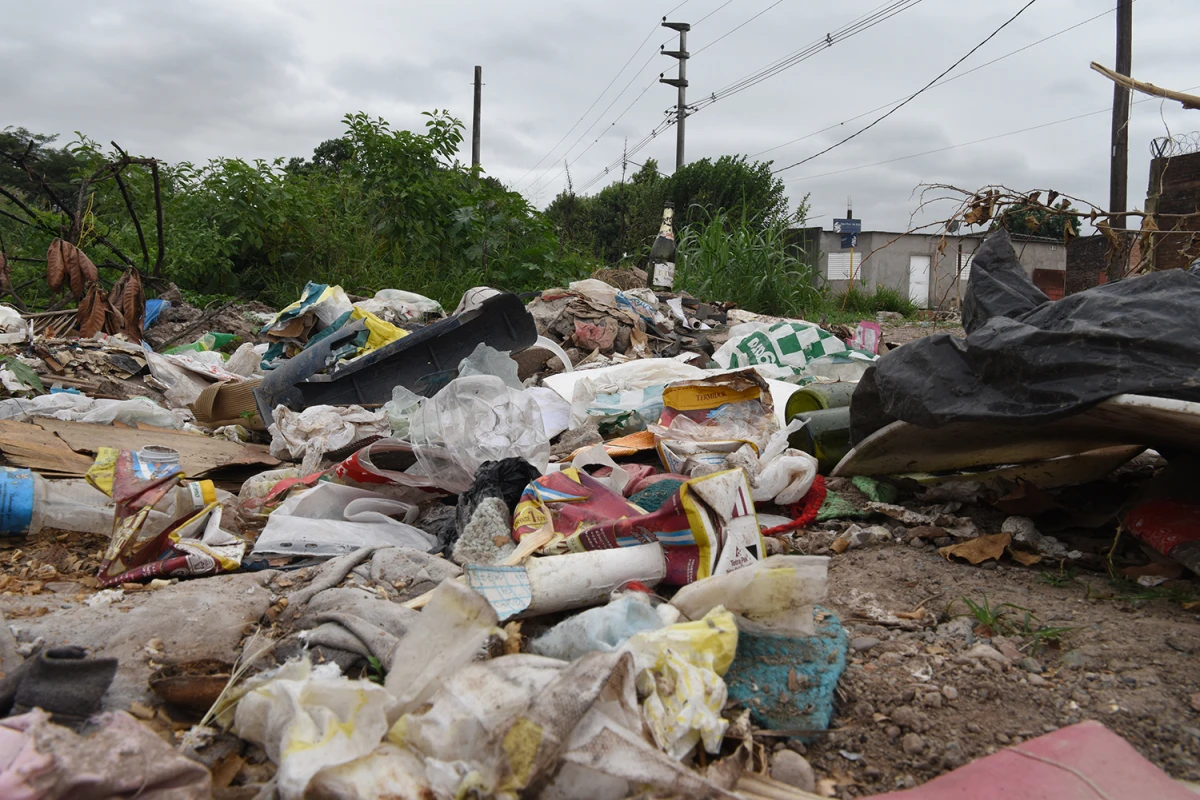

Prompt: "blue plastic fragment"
[723,606,848,735]
[144,299,171,329]
[0,468,36,535]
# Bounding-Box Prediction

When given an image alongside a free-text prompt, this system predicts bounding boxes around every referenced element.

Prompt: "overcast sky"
[2,0,1195,233]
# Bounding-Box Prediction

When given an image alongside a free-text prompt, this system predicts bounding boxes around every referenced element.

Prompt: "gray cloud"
[2,0,1194,233]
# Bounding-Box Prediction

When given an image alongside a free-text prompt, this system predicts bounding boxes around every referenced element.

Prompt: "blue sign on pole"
[833,218,861,249]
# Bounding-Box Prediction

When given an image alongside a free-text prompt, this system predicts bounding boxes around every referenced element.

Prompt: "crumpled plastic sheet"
[406,375,549,495]
[625,608,738,761]
[0,709,211,799]
[269,404,390,474]
[353,288,445,324]
[670,555,829,637]
[0,393,190,429]
[233,659,396,800]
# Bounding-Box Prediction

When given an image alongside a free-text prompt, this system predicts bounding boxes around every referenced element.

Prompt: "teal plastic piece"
[723,606,847,736]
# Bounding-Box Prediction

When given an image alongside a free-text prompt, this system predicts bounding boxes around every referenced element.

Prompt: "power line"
[750,3,1124,160]
[568,0,924,197]
[772,0,1042,175]
[518,0,692,192]
[692,0,784,57]
[781,85,1200,184]
[690,0,926,112]
[694,0,735,27]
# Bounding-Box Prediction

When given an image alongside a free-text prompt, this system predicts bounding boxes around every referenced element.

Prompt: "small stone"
[1072,689,1092,706]
[1166,634,1197,654]
[923,692,944,709]
[786,739,808,755]
[901,732,926,755]
[770,750,816,793]
[942,685,959,701]
[1061,649,1094,669]
[965,643,1011,667]
[891,706,921,730]
[966,722,982,733]
[1028,674,1047,686]
[1019,656,1044,674]
[852,636,882,653]
[995,732,1011,745]
[901,689,916,703]
[886,725,902,740]
[980,561,999,571]
[934,536,953,547]
[1189,693,1200,713]
[863,766,884,781]
[997,639,1023,663]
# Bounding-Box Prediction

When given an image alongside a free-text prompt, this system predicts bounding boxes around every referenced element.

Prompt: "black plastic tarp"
[850,228,1200,444]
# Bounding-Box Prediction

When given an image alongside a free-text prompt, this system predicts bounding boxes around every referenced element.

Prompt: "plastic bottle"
[0,467,222,537]
[649,202,677,290]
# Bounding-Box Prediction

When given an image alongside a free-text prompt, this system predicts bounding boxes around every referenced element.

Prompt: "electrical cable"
[772,0,1041,174]
[692,0,784,56]
[750,2,1126,159]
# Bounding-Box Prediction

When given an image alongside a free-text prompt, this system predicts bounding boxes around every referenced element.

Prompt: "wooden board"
[0,421,95,475]
[0,419,279,479]
[834,394,1200,477]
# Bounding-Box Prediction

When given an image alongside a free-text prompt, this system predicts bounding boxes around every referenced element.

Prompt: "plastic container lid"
[0,468,35,535]
[139,445,181,465]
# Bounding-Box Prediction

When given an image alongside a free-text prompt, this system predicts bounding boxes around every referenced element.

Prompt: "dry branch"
[1090,62,1200,111]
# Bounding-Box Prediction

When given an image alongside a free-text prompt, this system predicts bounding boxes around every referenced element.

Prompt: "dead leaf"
[1008,548,1041,567]
[109,269,144,341]
[1122,561,1184,581]
[894,608,927,620]
[787,668,799,692]
[830,537,850,554]
[46,239,67,294]
[0,251,9,291]
[76,284,109,338]
[211,753,246,790]
[939,532,1012,565]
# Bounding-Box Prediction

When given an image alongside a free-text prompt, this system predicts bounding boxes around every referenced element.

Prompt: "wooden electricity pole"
[660,20,690,171]
[472,66,482,168]
[1107,0,1132,281]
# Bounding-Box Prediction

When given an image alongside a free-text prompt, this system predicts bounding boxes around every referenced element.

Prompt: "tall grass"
[674,207,825,317]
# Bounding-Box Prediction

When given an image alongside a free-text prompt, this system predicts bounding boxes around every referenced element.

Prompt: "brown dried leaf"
[939,532,1011,565]
[76,248,98,286]
[1007,548,1041,567]
[108,269,143,341]
[46,239,67,294]
[76,284,109,338]
[0,251,9,291]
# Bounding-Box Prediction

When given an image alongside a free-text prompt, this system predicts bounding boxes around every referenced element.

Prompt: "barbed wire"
[1150,132,1200,159]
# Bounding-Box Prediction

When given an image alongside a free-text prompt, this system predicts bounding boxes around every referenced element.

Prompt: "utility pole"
[1107,0,1132,281]
[660,20,690,171]
[472,66,482,168]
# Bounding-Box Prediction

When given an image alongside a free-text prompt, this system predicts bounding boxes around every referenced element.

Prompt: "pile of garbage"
[0,228,1196,798]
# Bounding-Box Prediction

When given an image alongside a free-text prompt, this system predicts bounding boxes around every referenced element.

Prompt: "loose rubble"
[0,227,1195,798]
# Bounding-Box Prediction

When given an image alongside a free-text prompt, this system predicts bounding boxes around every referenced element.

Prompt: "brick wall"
[1147,150,1200,272]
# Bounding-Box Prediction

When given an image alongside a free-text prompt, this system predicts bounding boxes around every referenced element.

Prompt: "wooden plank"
[34,419,280,479]
[834,395,1200,477]
[0,421,96,475]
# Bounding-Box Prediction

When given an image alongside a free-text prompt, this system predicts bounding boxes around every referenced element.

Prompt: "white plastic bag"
[234,659,396,800]
[269,404,390,474]
[353,289,444,323]
[251,482,433,558]
[669,555,829,636]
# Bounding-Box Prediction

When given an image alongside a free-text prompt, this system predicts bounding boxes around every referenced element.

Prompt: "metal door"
[908,255,930,307]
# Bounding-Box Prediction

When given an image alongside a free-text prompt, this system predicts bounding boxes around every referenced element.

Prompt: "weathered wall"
[1146,150,1200,271]
[802,230,1064,309]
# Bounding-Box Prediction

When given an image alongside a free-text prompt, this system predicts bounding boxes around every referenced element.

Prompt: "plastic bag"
[851,228,1200,441]
[164,332,239,355]
[382,385,424,438]
[625,608,737,760]
[407,375,549,495]
[353,288,444,324]
[543,359,707,429]
[251,482,433,558]
[225,342,263,377]
[712,319,875,378]
[234,658,396,800]
[457,342,521,390]
[530,595,665,662]
[269,404,390,475]
[670,555,828,636]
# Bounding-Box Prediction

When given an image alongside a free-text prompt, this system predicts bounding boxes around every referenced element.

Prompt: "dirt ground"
[784,525,1200,797]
